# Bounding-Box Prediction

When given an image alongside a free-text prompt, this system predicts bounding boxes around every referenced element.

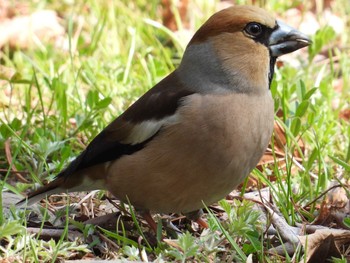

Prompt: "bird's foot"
[185,209,209,229]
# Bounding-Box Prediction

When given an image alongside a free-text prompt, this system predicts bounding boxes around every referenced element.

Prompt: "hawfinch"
[19,5,311,229]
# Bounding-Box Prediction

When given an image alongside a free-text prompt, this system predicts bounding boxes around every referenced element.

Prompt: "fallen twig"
[26,227,83,241]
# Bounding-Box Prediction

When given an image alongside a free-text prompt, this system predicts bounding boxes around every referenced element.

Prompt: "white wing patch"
[125,113,180,145]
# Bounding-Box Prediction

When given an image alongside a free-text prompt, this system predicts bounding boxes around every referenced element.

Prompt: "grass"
[1,0,350,261]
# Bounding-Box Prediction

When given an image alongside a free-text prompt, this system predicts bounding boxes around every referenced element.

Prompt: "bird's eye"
[244,23,263,37]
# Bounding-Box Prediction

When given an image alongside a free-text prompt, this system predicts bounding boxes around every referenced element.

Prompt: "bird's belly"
[106,92,274,213]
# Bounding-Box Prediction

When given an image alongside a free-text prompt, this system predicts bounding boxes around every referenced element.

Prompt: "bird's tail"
[16,176,66,207]
[17,166,107,207]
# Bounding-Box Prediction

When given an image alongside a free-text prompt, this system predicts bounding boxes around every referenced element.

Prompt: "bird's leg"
[185,209,209,228]
[195,217,209,228]
[139,210,158,233]
[139,210,183,239]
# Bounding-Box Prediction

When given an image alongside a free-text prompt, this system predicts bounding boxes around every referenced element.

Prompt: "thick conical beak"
[269,20,312,57]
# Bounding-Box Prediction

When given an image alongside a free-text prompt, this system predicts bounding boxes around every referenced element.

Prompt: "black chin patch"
[268,56,277,89]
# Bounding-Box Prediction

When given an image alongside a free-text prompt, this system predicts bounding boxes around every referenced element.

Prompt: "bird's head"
[178,5,311,94]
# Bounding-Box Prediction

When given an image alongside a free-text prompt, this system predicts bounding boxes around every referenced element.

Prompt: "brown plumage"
[18,5,311,229]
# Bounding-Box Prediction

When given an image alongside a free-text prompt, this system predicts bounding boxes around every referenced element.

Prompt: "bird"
[18,5,311,231]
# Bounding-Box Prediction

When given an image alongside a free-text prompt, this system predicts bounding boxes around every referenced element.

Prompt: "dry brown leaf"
[161,0,189,31]
[0,10,64,49]
[339,109,350,121]
[0,1,30,21]
[327,185,349,209]
[305,234,341,263]
[312,200,332,226]
[0,65,17,99]
[298,229,350,262]
[312,183,350,228]
[163,238,183,250]
[0,65,16,80]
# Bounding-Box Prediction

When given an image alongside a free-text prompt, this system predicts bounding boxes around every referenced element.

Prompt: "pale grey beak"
[269,20,312,57]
